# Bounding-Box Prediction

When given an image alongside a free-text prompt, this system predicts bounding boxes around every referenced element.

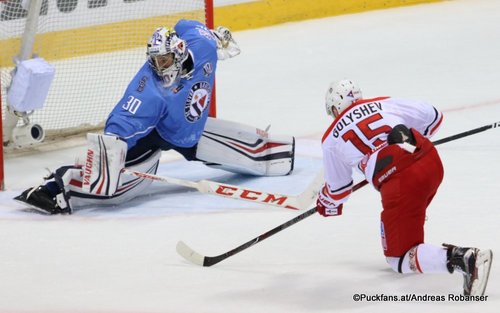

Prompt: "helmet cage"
[147,27,188,87]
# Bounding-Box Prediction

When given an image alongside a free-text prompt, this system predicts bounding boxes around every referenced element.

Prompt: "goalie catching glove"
[211,26,241,60]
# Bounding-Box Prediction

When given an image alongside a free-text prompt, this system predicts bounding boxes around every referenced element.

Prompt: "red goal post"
[0,0,215,191]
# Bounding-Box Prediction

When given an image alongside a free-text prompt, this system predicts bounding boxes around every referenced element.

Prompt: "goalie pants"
[377,137,444,257]
[126,128,197,163]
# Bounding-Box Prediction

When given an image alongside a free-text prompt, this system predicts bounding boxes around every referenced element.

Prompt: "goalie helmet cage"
[0,0,215,191]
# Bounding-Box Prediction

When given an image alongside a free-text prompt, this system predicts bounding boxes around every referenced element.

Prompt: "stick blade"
[176,241,206,266]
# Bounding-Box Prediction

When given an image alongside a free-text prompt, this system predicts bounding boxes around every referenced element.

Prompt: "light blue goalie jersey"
[104,19,218,148]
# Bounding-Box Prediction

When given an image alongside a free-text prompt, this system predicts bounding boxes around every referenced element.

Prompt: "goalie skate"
[14,185,71,215]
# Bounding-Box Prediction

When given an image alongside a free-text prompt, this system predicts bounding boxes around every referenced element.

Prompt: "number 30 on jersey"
[122,96,142,114]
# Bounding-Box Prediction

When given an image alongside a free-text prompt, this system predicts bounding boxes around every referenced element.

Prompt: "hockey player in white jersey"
[317,79,492,296]
[14,20,294,214]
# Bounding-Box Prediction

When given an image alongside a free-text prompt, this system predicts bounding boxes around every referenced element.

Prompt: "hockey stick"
[122,168,324,211]
[432,121,499,145]
[176,207,317,267]
[176,181,368,267]
[176,121,500,266]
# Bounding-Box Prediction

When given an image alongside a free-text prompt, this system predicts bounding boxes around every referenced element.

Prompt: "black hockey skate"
[14,185,71,215]
[444,243,493,296]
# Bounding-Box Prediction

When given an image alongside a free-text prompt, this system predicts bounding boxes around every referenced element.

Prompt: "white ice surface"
[1,0,500,312]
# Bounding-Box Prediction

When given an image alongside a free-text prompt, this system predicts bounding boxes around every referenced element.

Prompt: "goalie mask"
[325,79,362,117]
[147,27,188,87]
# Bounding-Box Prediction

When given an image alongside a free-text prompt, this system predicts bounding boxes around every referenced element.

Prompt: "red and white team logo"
[185,82,211,122]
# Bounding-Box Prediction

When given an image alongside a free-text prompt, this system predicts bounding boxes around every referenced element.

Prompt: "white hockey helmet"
[147,27,188,87]
[325,79,362,117]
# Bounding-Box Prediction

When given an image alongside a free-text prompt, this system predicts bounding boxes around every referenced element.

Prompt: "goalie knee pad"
[196,117,294,176]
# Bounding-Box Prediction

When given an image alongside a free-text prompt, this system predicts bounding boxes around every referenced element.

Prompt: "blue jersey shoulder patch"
[184,81,211,123]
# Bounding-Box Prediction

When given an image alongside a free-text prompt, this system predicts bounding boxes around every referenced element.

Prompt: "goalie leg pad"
[69,149,161,207]
[82,133,127,196]
[196,117,294,176]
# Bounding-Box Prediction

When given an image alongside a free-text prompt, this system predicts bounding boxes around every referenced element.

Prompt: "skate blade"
[471,249,493,296]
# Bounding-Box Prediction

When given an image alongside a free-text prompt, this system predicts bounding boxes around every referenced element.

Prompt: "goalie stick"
[176,121,500,267]
[122,168,324,211]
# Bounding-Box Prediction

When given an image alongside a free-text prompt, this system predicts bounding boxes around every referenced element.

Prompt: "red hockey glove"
[316,192,343,217]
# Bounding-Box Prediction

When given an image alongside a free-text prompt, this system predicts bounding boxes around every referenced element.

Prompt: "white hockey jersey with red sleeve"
[320,96,443,207]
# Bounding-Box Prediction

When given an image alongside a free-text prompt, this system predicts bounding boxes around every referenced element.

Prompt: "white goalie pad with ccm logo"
[196,117,295,176]
[82,133,127,196]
